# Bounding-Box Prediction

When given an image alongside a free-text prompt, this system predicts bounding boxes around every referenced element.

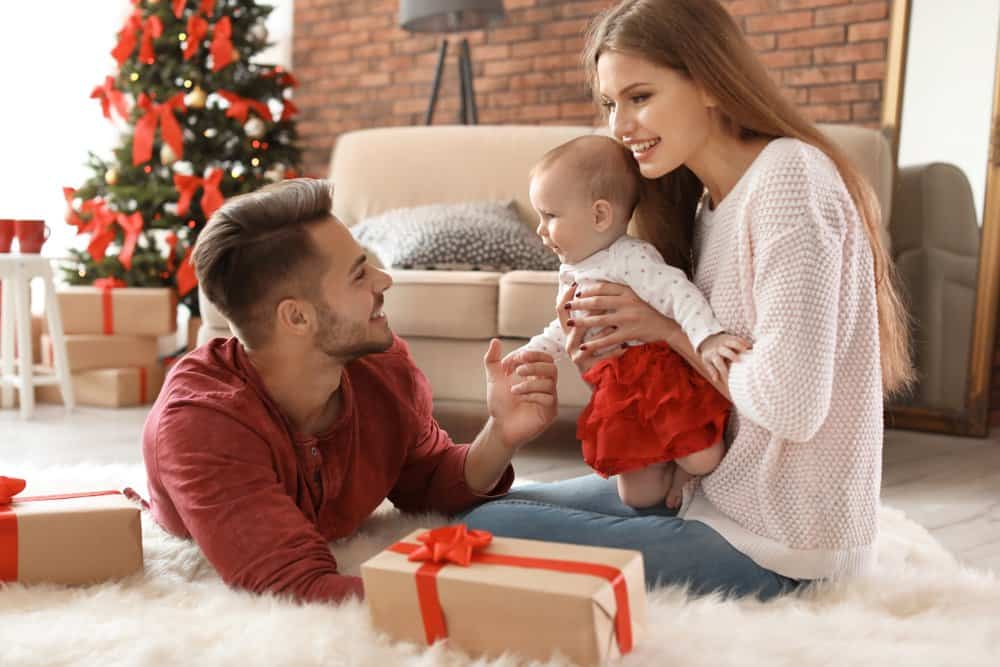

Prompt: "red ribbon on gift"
[0,477,123,582]
[210,16,234,72]
[173,168,224,219]
[217,90,273,123]
[91,76,129,122]
[133,93,186,166]
[388,525,634,654]
[183,15,209,60]
[94,277,127,335]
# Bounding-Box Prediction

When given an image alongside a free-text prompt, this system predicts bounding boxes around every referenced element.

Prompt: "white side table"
[0,254,75,418]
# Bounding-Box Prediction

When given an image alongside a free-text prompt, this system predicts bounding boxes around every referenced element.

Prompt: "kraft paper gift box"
[36,364,166,407]
[0,479,144,585]
[361,526,647,666]
[41,333,159,372]
[53,285,176,337]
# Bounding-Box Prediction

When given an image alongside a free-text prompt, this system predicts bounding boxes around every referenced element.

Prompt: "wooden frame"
[882,0,1000,436]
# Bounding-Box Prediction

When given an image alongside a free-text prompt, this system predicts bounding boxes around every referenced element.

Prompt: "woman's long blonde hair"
[584,0,913,395]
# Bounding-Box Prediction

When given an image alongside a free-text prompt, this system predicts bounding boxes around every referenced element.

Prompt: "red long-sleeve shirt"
[142,336,513,603]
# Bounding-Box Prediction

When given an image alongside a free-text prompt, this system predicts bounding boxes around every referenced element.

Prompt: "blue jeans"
[455,474,801,601]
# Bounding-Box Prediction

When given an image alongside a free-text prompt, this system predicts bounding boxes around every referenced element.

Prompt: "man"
[142,179,558,603]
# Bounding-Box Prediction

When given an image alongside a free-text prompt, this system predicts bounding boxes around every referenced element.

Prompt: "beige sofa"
[198,124,896,413]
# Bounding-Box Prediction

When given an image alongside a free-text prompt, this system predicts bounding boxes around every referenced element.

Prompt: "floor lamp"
[399,0,505,125]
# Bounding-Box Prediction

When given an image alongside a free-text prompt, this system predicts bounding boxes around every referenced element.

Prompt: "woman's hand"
[558,281,673,374]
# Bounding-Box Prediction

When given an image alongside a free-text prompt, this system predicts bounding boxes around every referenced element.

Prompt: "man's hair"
[192,178,333,347]
[532,135,641,223]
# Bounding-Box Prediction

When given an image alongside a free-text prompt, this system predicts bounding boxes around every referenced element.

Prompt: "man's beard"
[312,299,392,362]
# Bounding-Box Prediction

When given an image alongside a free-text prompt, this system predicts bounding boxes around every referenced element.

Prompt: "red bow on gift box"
[407,525,492,566]
[0,477,26,505]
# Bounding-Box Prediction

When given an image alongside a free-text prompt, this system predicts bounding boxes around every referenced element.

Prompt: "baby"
[514,135,747,508]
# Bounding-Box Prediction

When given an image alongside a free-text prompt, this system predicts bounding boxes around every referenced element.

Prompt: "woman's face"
[597,50,715,179]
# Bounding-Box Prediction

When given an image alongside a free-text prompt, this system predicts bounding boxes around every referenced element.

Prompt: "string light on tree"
[105,167,119,185]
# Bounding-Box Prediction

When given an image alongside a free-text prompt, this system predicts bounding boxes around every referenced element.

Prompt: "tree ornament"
[105,167,120,185]
[160,143,179,165]
[250,23,268,43]
[185,85,207,109]
[244,117,267,139]
[264,163,285,182]
[172,160,195,175]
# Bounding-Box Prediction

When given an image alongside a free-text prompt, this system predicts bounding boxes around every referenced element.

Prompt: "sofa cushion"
[384,269,502,339]
[498,270,562,338]
[351,200,559,272]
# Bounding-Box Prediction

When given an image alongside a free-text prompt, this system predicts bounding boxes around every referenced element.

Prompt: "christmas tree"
[63,0,301,316]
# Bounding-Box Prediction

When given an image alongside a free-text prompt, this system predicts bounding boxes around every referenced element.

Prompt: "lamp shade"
[399,0,505,33]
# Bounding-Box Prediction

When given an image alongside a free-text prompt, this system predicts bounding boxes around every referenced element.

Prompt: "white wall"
[0,0,294,261]
[898,0,999,225]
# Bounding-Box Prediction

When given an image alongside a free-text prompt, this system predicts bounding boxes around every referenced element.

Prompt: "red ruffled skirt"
[577,341,730,477]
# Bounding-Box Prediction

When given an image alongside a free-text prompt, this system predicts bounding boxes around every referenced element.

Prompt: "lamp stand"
[424,37,478,125]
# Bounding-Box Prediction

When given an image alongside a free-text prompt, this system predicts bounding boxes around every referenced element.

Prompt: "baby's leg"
[675,440,725,476]
[666,466,693,509]
[617,462,672,508]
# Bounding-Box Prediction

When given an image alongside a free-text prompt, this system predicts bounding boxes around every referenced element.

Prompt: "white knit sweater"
[680,138,883,581]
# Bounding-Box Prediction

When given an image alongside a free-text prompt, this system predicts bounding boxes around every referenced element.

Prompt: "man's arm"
[150,405,364,603]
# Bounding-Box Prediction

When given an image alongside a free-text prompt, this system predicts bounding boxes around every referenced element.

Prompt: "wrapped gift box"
[361,526,646,666]
[53,286,176,336]
[36,364,166,407]
[0,483,144,585]
[40,333,158,372]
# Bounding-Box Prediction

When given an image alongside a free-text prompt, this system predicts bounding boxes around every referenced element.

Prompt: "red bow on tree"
[173,168,224,218]
[175,247,198,296]
[132,92,187,166]
[217,90,272,123]
[64,192,117,263]
[183,15,209,60]
[0,476,26,505]
[280,98,298,122]
[112,12,162,66]
[117,211,145,271]
[210,16,234,72]
[263,67,298,88]
[407,525,493,566]
[91,76,129,122]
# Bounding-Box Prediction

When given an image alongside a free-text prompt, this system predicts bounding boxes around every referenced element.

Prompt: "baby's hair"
[532,135,640,224]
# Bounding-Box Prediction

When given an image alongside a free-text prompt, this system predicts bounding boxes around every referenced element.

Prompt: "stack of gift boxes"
[36,284,177,407]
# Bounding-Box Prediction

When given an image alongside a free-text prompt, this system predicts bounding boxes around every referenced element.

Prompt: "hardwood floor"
[2,401,998,573]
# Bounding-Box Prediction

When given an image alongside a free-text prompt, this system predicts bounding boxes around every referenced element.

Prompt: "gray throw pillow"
[350,200,560,272]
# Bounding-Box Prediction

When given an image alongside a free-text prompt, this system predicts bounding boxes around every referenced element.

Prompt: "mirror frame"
[882,0,1000,436]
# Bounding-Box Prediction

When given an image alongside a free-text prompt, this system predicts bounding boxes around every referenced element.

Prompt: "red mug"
[14,219,50,254]
[0,219,14,253]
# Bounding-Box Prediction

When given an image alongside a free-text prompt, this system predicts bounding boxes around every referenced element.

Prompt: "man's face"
[305,216,394,361]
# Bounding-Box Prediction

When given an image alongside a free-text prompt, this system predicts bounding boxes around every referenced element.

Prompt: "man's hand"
[486,339,558,450]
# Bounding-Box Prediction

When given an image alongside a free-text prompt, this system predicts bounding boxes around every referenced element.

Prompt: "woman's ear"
[698,84,719,109]
[593,199,615,232]
[275,298,314,337]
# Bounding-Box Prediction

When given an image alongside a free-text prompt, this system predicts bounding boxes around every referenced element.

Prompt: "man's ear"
[698,83,719,109]
[592,199,615,232]
[275,297,314,337]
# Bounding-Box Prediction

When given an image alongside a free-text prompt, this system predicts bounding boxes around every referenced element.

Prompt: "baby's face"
[529,165,604,265]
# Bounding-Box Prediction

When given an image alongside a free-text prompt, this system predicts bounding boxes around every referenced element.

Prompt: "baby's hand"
[698,333,751,384]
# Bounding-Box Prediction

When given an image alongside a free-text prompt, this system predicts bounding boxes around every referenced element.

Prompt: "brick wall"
[291,0,890,176]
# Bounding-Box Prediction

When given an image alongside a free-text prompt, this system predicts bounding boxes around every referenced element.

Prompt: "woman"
[457,0,913,601]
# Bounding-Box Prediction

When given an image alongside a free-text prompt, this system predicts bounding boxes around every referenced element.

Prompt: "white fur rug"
[1,464,998,666]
